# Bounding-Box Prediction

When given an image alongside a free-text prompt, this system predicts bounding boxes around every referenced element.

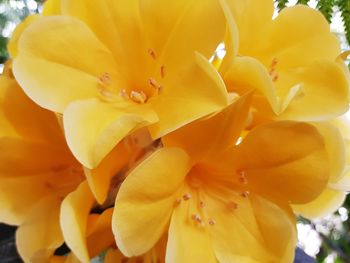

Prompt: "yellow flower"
[103,236,167,263]
[0,73,84,262]
[221,0,349,123]
[113,94,331,263]
[293,118,350,219]
[12,0,230,169]
[59,182,115,263]
[50,205,115,263]
[0,69,130,262]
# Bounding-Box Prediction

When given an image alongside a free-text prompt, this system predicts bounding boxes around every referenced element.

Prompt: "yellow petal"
[139,0,225,71]
[0,168,81,225]
[13,16,120,112]
[330,167,350,191]
[86,208,114,258]
[62,0,156,91]
[277,60,349,120]
[43,0,62,15]
[312,122,346,183]
[259,6,340,68]
[84,142,130,204]
[249,196,296,262]
[7,15,39,58]
[60,181,95,263]
[218,0,239,75]
[234,121,329,204]
[64,99,158,168]
[16,195,63,263]
[293,188,347,219]
[0,137,72,176]
[0,77,20,137]
[113,148,191,257]
[149,52,228,138]
[165,202,217,263]
[207,194,296,263]
[226,0,274,57]
[163,92,252,161]
[62,0,225,82]
[224,56,279,114]
[1,77,65,143]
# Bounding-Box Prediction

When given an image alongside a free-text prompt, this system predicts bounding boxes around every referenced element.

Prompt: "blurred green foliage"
[0,0,43,63]
[298,195,350,262]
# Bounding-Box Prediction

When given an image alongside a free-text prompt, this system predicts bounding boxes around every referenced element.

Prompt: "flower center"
[97,48,166,104]
[173,166,252,228]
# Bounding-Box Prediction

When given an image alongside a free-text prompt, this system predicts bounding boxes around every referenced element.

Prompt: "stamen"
[241,191,250,198]
[272,74,279,82]
[149,78,162,92]
[183,193,192,201]
[99,72,112,86]
[208,219,216,226]
[148,48,157,60]
[160,65,166,78]
[199,201,205,208]
[237,169,245,177]
[269,58,279,82]
[237,169,248,184]
[270,58,278,68]
[130,90,147,104]
[191,214,204,226]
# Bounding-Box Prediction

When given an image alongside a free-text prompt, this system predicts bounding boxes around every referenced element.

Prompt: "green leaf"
[277,0,289,11]
[317,0,335,23]
[337,0,350,46]
[297,0,310,5]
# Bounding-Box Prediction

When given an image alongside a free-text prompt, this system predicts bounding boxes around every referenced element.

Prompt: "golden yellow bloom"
[0,74,84,262]
[222,0,349,123]
[0,69,130,262]
[104,236,166,263]
[294,118,350,219]
[12,0,230,169]
[113,94,331,263]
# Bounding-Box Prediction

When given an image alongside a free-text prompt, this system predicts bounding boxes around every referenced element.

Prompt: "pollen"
[270,58,278,68]
[183,193,192,201]
[241,191,250,198]
[130,90,148,104]
[149,78,162,92]
[269,58,279,82]
[191,214,205,226]
[99,72,112,86]
[148,48,157,60]
[272,74,279,82]
[237,169,248,184]
[160,65,166,78]
[208,219,216,226]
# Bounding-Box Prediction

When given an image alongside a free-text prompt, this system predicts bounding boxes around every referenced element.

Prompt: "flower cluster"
[1,0,350,262]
